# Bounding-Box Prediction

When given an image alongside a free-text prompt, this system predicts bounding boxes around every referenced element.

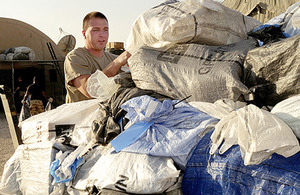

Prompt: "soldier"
[64,11,131,103]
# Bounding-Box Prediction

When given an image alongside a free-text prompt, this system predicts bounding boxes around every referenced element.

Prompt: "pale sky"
[0,0,165,48]
[0,0,224,49]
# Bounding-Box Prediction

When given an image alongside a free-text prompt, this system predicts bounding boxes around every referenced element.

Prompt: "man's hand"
[114,51,131,67]
[71,51,131,99]
[103,51,131,77]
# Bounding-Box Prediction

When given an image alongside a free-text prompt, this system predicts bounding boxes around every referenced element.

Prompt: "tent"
[0,17,65,61]
[222,0,299,23]
[0,17,67,108]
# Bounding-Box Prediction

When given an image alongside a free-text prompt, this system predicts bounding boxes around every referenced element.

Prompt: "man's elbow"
[72,75,93,99]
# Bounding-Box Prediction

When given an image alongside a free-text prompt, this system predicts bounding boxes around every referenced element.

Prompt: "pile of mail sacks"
[1,0,300,194]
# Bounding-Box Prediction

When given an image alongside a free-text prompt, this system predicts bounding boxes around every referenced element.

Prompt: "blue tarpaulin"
[118,95,218,169]
[182,130,300,195]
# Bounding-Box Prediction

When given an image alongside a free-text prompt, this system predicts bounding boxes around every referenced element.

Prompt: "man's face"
[83,17,109,51]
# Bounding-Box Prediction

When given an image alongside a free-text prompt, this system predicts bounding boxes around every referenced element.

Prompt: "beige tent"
[222,0,299,24]
[0,17,65,60]
[0,17,67,107]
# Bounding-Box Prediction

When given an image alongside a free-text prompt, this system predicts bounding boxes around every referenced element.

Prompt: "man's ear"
[82,30,86,39]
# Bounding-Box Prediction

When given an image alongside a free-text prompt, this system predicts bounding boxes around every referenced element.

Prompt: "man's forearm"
[102,60,122,77]
[72,74,94,99]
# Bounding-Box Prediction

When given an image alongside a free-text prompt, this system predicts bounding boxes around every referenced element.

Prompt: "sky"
[0,0,224,49]
[0,0,165,48]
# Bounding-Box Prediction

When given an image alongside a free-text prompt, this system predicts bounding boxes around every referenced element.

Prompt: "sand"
[0,112,15,177]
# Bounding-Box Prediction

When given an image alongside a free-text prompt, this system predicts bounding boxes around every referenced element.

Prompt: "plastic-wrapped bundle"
[0,141,72,195]
[244,33,300,106]
[129,38,258,103]
[83,147,181,194]
[210,104,300,165]
[115,95,218,169]
[20,99,102,146]
[271,94,300,139]
[127,0,261,53]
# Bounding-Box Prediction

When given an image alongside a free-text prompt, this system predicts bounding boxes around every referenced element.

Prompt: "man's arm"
[72,74,93,99]
[72,51,131,99]
[102,51,131,77]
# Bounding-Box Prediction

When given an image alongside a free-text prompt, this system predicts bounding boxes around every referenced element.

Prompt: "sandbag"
[0,54,6,60]
[14,47,32,54]
[1,46,36,61]
[3,47,15,54]
[14,46,35,60]
[129,38,258,103]
[6,53,14,60]
[243,33,300,106]
[13,53,29,60]
[126,0,261,53]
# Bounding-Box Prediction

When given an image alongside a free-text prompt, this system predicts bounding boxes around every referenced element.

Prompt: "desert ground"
[0,112,15,177]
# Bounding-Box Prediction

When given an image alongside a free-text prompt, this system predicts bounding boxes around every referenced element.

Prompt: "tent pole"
[11,61,15,104]
[0,85,23,150]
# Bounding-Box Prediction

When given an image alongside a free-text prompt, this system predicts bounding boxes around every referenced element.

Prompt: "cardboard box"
[106,42,124,50]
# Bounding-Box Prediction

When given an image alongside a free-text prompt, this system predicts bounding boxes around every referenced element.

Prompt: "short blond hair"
[83,11,108,31]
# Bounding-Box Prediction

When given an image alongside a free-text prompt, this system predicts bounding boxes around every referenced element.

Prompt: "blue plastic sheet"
[111,120,154,152]
[120,95,218,169]
[50,155,83,183]
[182,130,300,195]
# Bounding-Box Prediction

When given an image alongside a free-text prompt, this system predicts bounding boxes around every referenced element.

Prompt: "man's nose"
[99,30,105,36]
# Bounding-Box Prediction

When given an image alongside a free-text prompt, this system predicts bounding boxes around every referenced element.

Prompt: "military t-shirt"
[64,47,117,103]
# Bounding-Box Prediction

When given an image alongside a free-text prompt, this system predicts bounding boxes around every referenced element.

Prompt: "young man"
[64,11,131,103]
